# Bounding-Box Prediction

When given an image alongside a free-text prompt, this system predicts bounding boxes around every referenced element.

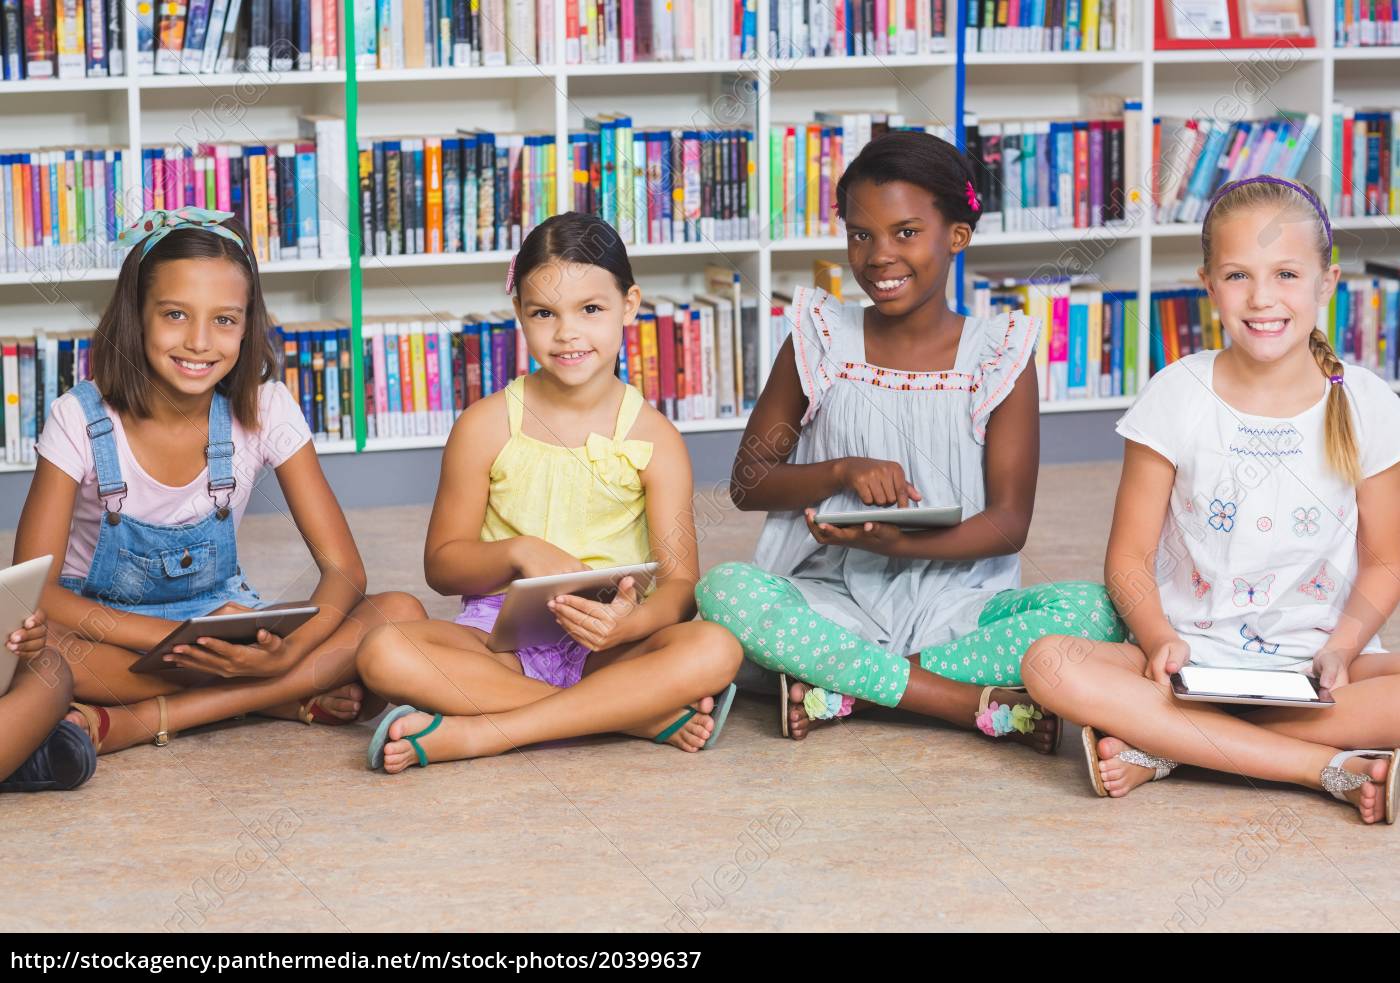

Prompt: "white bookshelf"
[2,0,1398,478]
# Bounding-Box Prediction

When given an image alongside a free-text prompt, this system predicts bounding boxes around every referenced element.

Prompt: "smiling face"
[1198,203,1339,367]
[843,178,968,318]
[513,260,642,387]
[141,257,250,401]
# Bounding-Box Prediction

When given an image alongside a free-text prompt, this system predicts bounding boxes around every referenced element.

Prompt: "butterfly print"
[1232,574,1275,607]
[1297,563,1336,601]
[1239,623,1280,655]
[1191,568,1211,599]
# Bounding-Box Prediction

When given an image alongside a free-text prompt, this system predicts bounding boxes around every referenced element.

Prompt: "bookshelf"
[2,0,1399,480]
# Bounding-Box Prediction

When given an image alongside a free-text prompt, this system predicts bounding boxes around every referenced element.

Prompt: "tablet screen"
[1178,665,1319,701]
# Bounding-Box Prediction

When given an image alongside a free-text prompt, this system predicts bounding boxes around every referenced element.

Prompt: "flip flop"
[704,683,739,749]
[0,720,97,792]
[367,705,443,771]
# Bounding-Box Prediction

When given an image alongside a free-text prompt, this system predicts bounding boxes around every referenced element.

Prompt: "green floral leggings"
[695,561,1126,707]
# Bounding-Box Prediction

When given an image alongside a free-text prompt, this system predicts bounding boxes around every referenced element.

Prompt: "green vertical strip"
[344,0,366,451]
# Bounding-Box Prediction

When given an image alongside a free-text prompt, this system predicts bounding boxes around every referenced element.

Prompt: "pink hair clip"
[504,254,518,295]
[965,180,981,213]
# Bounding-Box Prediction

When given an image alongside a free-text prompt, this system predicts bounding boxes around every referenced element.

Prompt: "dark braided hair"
[835,130,982,232]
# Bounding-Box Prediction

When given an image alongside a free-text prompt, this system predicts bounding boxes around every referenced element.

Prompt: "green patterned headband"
[118,207,249,259]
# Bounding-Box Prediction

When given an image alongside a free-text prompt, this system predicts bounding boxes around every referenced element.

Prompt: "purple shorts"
[455,593,590,689]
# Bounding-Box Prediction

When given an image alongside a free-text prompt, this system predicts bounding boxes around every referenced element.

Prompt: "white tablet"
[487,562,660,653]
[0,555,53,696]
[812,505,963,529]
[128,606,320,683]
[1171,665,1334,708]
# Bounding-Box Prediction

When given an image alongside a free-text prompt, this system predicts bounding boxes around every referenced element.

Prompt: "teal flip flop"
[651,682,740,749]
[367,705,443,771]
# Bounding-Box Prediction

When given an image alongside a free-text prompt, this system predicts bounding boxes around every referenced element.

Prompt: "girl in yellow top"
[359,212,742,773]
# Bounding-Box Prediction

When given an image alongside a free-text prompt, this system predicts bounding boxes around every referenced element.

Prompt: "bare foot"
[1337,755,1390,825]
[982,688,1059,755]
[623,695,716,752]
[259,683,366,724]
[1096,735,1159,797]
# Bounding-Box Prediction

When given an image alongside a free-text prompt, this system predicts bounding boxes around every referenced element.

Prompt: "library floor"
[4,460,1399,934]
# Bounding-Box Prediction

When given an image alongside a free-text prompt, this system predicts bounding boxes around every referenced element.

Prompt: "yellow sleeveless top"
[480,375,654,584]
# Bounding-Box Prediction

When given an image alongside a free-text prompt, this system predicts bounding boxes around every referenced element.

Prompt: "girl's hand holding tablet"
[804,509,903,555]
[6,607,48,659]
[165,602,296,678]
[549,576,642,652]
[834,457,923,508]
[1310,649,1353,690]
[1146,638,1192,686]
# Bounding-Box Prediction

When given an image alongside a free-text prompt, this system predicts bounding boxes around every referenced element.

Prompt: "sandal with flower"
[975,686,1061,754]
[778,673,853,739]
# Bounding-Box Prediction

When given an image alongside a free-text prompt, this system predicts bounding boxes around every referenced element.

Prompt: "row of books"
[138,0,343,75]
[1328,262,1400,381]
[1335,1,1400,46]
[768,115,952,240]
[271,322,357,442]
[1153,112,1319,225]
[140,117,349,261]
[354,0,552,69]
[0,147,127,273]
[357,132,555,257]
[974,275,1142,401]
[570,0,757,63]
[966,104,1142,233]
[1147,287,1224,372]
[1332,105,1399,219]
[0,332,90,465]
[766,0,948,59]
[965,0,1135,52]
[0,0,123,79]
[573,119,758,244]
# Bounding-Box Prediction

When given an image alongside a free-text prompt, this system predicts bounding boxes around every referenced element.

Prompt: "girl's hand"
[1310,649,1352,691]
[509,537,590,581]
[805,509,903,555]
[834,457,923,508]
[548,576,641,652]
[6,608,48,660]
[165,631,297,678]
[1146,639,1191,686]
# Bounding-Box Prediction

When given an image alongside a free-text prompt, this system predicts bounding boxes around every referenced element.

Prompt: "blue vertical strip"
[954,0,968,314]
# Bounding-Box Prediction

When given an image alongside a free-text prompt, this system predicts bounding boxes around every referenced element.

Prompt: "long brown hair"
[1200,179,1359,484]
[91,216,277,430]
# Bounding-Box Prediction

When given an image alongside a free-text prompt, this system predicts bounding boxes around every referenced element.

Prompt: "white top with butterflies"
[1116,349,1400,671]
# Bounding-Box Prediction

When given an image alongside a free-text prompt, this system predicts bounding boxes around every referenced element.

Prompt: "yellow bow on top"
[584,432,653,486]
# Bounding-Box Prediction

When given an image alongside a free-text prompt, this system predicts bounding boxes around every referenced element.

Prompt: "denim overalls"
[58,381,267,620]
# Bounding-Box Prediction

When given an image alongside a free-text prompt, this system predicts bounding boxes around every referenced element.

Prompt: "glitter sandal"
[1320,749,1398,824]
[975,686,1061,754]
[1082,725,1177,797]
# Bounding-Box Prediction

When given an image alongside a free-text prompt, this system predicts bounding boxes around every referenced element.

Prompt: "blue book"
[1067,301,1087,397]
[323,330,340,440]
[296,333,314,430]
[478,320,494,397]
[383,324,403,437]
[184,0,216,67]
[295,146,319,255]
[1182,122,1233,221]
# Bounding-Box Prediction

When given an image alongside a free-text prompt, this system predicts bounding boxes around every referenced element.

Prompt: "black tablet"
[128,606,320,681]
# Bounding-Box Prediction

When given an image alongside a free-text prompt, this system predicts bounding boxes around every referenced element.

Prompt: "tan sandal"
[1081,725,1178,798]
[975,685,1061,754]
[153,694,176,746]
[69,702,111,753]
[297,695,356,726]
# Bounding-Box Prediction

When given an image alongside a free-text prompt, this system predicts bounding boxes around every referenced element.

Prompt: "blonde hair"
[1201,178,1359,484]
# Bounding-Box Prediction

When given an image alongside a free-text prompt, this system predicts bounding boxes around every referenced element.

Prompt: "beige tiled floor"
[3,462,1398,933]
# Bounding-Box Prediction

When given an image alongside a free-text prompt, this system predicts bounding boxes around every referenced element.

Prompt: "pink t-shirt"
[37,382,313,582]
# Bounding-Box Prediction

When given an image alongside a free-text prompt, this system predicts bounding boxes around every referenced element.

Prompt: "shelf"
[0,76,129,94]
[776,53,956,71]
[1151,46,1323,63]
[260,257,351,274]
[356,64,552,83]
[768,235,846,252]
[1152,223,1205,238]
[1333,215,1400,231]
[0,266,121,286]
[1040,396,1135,414]
[627,239,761,257]
[965,51,1143,66]
[1329,46,1400,60]
[971,225,1140,247]
[136,70,346,88]
[565,60,755,76]
[360,250,515,270]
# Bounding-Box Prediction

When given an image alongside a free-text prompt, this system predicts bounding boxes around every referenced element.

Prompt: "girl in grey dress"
[697,131,1125,746]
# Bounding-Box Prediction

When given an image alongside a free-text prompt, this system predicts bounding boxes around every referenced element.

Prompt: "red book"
[1341,112,1354,219]
[464,331,482,405]
[656,301,677,419]
[323,0,340,67]
[1073,124,1089,228]
[23,0,55,78]
[624,320,641,387]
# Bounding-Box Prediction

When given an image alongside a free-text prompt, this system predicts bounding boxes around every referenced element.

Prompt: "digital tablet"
[487,562,659,653]
[1171,665,1334,708]
[812,505,963,529]
[0,555,53,696]
[128,606,320,682]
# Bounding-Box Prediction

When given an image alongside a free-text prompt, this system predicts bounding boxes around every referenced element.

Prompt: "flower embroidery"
[1232,574,1275,608]
[1257,517,1272,532]
[1297,563,1336,601]
[1240,623,1280,655]
[1208,499,1237,532]
[1194,620,1213,630]
[1191,568,1211,599]
[1292,506,1320,537]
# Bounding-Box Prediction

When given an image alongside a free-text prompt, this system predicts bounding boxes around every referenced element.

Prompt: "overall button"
[180,550,192,569]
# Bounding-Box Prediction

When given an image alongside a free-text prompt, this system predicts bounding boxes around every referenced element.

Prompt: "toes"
[1097,736,1125,761]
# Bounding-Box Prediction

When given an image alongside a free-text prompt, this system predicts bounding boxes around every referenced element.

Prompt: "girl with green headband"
[10,208,426,755]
